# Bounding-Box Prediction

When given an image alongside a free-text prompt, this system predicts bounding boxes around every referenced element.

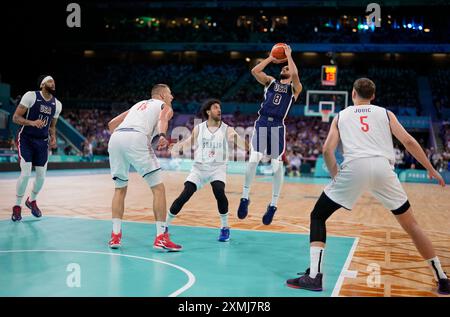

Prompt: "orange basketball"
[271,43,287,60]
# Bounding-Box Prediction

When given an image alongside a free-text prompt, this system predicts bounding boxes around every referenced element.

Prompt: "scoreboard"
[321,65,338,86]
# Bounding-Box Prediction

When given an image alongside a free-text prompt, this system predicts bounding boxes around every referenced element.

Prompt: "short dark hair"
[201,99,221,119]
[353,78,376,99]
[151,83,170,96]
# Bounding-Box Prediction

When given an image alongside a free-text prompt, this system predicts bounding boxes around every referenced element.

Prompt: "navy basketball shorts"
[17,134,49,166]
[251,118,286,160]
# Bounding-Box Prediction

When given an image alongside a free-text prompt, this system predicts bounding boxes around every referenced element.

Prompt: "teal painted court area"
[0,216,356,297]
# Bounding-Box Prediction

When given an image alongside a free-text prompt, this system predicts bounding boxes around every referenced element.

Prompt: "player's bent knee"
[151,182,165,194]
[20,161,32,177]
[310,192,342,243]
[144,169,162,188]
[169,181,197,215]
[211,181,228,214]
[115,186,127,195]
[391,200,410,216]
[249,150,263,163]
[35,166,47,179]
[113,176,128,188]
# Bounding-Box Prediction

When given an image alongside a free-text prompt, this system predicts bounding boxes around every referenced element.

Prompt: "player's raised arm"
[284,45,303,101]
[388,111,445,186]
[251,56,277,86]
[322,116,340,179]
[108,110,130,134]
[227,127,249,151]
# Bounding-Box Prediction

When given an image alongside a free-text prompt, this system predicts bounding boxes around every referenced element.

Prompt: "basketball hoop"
[321,109,332,122]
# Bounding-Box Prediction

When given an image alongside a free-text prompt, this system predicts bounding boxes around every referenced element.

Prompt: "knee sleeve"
[31,165,47,194]
[211,181,228,214]
[35,164,47,180]
[20,160,32,177]
[310,192,342,243]
[271,159,283,173]
[170,181,197,215]
[249,150,264,163]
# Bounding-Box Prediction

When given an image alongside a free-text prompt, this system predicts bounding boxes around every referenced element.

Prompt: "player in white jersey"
[107,84,182,252]
[287,78,449,295]
[167,99,248,241]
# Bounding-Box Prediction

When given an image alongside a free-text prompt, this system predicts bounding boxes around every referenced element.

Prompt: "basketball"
[271,43,287,60]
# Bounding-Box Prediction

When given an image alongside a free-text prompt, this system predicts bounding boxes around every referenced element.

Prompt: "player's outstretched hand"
[428,168,446,187]
[31,119,46,129]
[157,136,169,150]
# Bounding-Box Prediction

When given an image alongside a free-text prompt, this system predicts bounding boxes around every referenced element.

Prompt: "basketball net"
[321,109,332,123]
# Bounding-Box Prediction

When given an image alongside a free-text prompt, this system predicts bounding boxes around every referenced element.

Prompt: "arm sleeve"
[54,99,62,119]
[19,91,36,109]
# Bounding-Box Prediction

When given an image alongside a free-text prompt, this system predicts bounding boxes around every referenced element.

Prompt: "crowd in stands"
[58,61,424,116]
[430,69,450,119]
[64,109,120,157]
[61,109,450,174]
[97,11,449,44]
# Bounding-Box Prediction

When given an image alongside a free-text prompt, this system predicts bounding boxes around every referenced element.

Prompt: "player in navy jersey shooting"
[237,45,302,225]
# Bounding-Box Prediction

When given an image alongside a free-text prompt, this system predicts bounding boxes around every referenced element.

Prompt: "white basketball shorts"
[186,162,227,189]
[324,156,408,211]
[108,130,161,188]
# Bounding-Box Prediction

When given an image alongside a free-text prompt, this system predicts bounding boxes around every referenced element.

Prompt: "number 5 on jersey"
[360,116,369,132]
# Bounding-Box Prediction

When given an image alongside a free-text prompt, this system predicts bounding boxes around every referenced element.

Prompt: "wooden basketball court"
[0,169,448,297]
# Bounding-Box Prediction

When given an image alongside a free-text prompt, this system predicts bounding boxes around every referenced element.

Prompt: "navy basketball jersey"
[21,91,57,139]
[257,79,295,121]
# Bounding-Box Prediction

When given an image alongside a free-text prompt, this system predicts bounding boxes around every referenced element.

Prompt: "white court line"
[331,237,360,297]
[0,249,195,297]
[278,221,310,232]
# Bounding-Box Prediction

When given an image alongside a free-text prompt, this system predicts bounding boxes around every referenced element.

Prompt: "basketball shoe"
[25,198,42,218]
[109,231,122,249]
[154,231,182,251]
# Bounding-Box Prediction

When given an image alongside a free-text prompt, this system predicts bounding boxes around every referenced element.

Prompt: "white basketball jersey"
[116,99,164,138]
[338,105,395,166]
[194,121,229,165]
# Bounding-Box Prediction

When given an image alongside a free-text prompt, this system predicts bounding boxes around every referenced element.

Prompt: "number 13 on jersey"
[360,116,369,132]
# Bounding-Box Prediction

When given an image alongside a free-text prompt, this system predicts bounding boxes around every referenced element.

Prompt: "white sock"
[166,211,177,226]
[427,256,448,281]
[220,213,229,228]
[30,165,47,201]
[310,246,325,278]
[112,218,122,234]
[156,221,166,236]
[271,159,284,207]
[242,162,258,199]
